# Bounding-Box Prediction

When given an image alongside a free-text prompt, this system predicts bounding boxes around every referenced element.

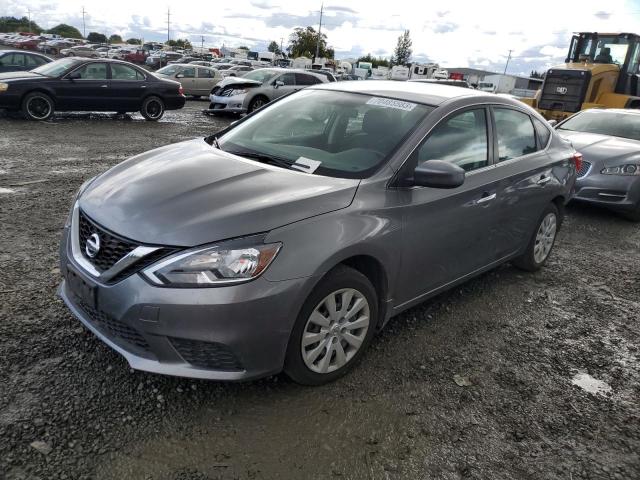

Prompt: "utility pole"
[280,37,284,56]
[314,3,323,61]
[166,8,171,43]
[26,8,32,32]
[81,6,86,38]
[503,49,513,75]
[201,35,204,52]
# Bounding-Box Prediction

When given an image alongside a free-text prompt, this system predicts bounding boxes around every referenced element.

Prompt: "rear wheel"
[284,266,378,385]
[248,96,268,113]
[22,92,54,121]
[140,96,165,121]
[513,203,560,272]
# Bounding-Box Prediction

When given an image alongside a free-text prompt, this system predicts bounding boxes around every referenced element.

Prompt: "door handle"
[140,85,147,88]
[537,176,551,185]
[476,193,496,204]
[100,84,108,88]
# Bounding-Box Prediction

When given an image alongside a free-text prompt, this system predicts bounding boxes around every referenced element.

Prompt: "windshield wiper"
[226,150,297,170]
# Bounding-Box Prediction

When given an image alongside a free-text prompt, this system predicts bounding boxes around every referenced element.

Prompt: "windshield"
[558,111,640,141]
[241,69,277,83]
[579,36,630,65]
[31,58,80,77]
[219,89,433,179]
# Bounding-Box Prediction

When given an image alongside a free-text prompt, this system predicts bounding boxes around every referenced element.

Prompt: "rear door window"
[295,73,322,85]
[493,108,537,161]
[111,64,141,80]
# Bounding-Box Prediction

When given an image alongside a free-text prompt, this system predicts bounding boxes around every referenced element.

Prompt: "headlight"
[229,88,248,96]
[142,238,281,287]
[64,176,97,228]
[601,164,640,176]
[0,83,9,92]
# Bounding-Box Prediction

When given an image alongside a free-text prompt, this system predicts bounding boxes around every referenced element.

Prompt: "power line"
[166,8,170,42]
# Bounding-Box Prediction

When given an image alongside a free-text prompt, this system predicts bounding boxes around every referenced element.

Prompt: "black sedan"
[0,57,186,121]
[0,50,51,73]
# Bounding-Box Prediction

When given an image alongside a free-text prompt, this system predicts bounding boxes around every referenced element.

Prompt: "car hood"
[79,139,359,246]
[557,130,640,167]
[0,71,43,81]
[217,76,262,88]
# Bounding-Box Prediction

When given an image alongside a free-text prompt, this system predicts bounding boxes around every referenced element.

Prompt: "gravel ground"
[1,100,639,480]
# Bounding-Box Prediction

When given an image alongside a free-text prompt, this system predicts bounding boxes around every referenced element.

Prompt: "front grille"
[76,299,151,354]
[79,211,137,272]
[538,69,591,113]
[577,160,592,178]
[170,337,243,371]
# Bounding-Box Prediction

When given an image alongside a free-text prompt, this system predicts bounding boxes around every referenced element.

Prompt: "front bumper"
[58,227,313,381]
[208,93,247,113]
[573,171,640,212]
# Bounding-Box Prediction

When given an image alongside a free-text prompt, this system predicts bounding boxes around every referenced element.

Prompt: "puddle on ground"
[0,187,15,194]
[571,372,612,396]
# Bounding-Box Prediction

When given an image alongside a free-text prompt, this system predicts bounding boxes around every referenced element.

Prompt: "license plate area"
[66,265,97,309]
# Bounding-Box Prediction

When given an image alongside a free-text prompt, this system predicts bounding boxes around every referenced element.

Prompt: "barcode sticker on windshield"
[292,157,322,173]
[366,97,417,111]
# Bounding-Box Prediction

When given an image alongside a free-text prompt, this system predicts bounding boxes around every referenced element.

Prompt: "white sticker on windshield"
[366,97,417,111]
[292,157,322,173]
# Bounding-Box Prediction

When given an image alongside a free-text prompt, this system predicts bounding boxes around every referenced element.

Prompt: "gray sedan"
[556,109,640,221]
[58,82,578,385]
[208,68,327,114]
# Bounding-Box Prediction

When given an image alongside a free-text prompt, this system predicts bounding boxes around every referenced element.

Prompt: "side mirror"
[547,119,558,127]
[175,73,184,78]
[412,160,465,189]
[274,80,285,89]
[67,71,81,80]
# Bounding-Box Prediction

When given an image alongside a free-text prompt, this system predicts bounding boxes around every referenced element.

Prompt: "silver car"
[556,109,640,221]
[155,64,222,98]
[59,82,577,385]
[60,45,98,58]
[208,68,327,114]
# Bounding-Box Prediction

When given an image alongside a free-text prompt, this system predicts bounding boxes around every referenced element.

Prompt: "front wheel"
[140,96,165,121]
[284,266,378,385]
[513,203,560,272]
[22,92,55,121]
[248,96,268,113]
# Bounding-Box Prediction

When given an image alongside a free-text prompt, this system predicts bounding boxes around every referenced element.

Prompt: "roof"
[574,108,640,115]
[312,80,487,105]
[0,50,50,57]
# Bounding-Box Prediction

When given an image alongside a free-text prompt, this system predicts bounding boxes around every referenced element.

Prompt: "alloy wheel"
[27,97,52,120]
[301,288,370,374]
[145,100,162,119]
[533,212,557,263]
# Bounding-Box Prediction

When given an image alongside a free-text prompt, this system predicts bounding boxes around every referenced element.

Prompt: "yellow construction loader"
[522,32,640,121]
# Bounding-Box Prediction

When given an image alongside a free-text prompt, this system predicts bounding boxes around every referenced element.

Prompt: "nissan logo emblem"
[85,233,101,258]
[556,86,568,95]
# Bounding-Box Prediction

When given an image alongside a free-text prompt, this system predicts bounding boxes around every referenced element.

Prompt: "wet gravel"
[1,100,639,480]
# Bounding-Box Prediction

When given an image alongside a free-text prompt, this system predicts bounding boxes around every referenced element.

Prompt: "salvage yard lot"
[1,101,639,479]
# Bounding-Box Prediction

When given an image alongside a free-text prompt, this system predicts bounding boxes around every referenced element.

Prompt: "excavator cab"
[534,33,640,120]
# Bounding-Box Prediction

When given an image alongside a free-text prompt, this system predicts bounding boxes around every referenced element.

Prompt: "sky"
[3,0,640,75]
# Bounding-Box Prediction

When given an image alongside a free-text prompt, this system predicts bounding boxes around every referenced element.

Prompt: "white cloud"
[8,0,640,74]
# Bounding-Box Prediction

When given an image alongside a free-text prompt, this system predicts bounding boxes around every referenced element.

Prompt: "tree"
[47,24,83,39]
[287,26,333,59]
[357,54,390,68]
[0,16,43,33]
[126,38,142,45]
[268,40,281,55]
[392,30,413,66]
[108,34,123,44]
[238,46,249,51]
[87,32,107,43]
[530,70,544,79]
[166,38,192,50]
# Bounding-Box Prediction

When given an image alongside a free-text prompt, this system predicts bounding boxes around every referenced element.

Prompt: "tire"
[513,203,561,272]
[22,92,55,121]
[284,265,378,386]
[248,96,268,113]
[140,96,165,121]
